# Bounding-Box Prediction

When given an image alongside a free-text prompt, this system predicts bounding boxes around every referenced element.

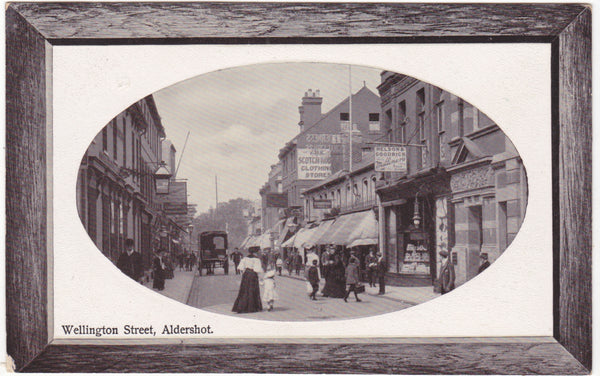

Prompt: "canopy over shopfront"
[319,210,378,247]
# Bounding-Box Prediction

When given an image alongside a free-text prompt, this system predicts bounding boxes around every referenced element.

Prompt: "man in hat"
[439,251,455,294]
[117,238,143,282]
[376,251,388,295]
[478,253,491,274]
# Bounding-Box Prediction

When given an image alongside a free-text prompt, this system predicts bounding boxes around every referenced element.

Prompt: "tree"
[191,198,254,249]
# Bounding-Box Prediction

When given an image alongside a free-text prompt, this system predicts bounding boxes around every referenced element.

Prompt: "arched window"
[363,179,369,202]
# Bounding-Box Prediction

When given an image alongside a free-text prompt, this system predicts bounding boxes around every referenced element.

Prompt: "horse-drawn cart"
[198,231,229,276]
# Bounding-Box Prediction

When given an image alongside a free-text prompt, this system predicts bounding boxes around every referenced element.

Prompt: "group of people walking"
[115,238,174,292]
[232,248,278,313]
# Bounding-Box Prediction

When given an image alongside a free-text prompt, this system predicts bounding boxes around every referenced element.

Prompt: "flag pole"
[348,65,353,173]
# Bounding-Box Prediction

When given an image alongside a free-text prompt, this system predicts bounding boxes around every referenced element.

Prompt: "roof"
[304,152,375,194]
[279,86,379,159]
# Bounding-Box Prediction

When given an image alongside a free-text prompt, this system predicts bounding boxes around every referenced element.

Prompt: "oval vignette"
[76,62,528,321]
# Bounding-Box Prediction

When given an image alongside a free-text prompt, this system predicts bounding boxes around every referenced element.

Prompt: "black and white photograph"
[75,63,529,321]
[5,2,592,374]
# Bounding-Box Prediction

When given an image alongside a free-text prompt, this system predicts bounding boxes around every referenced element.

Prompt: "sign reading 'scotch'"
[375,146,407,172]
[297,148,332,180]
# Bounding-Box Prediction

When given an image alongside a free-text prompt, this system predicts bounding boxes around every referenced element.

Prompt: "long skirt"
[153,269,165,290]
[232,269,262,313]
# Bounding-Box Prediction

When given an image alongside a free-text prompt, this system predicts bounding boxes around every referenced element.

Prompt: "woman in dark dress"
[329,252,348,298]
[320,247,334,297]
[152,251,166,291]
[232,249,264,313]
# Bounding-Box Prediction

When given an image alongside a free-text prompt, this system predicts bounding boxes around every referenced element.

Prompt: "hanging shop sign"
[297,148,332,180]
[375,146,407,172]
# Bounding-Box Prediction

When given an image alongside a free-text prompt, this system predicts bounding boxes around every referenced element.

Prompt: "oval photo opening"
[76,63,528,321]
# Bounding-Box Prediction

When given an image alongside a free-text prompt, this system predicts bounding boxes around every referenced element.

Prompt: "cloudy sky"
[153,63,381,213]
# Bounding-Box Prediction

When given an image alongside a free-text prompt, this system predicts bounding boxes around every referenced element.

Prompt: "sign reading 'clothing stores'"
[297,148,332,180]
[375,146,407,172]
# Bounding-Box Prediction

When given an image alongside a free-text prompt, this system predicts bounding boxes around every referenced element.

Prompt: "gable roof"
[451,136,488,165]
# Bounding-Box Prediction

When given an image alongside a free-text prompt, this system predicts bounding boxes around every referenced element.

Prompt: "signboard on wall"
[313,199,332,209]
[375,146,407,172]
[266,192,288,208]
[297,148,331,180]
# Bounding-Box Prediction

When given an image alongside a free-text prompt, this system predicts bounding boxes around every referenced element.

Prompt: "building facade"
[76,95,186,273]
[376,72,527,287]
[277,86,382,222]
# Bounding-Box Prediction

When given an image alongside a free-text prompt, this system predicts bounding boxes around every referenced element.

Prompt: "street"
[185,264,414,321]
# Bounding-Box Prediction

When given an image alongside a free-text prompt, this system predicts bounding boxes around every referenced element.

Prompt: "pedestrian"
[439,251,455,294]
[152,250,166,291]
[276,256,283,276]
[376,251,388,295]
[344,258,362,302]
[329,250,347,298]
[306,259,320,300]
[231,248,242,275]
[232,248,264,313]
[478,253,491,274]
[294,252,303,276]
[116,238,143,282]
[261,269,278,311]
[366,249,378,288]
[320,247,335,297]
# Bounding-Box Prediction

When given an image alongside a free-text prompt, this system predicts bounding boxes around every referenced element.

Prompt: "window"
[363,179,369,201]
[397,101,407,143]
[458,100,465,137]
[416,88,425,112]
[102,127,108,152]
[113,120,118,160]
[418,113,425,141]
[340,112,349,121]
[437,101,445,133]
[369,113,380,132]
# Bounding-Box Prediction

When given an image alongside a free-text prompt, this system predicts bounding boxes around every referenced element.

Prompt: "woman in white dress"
[232,248,264,313]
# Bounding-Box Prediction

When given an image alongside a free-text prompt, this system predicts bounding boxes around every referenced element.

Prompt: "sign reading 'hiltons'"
[298,148,331,180]
[375,146,407,172]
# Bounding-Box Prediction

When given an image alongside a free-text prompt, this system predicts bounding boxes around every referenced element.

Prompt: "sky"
[153,63,381,213]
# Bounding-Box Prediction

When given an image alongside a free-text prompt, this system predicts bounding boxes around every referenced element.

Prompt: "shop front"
[376,168,451,287]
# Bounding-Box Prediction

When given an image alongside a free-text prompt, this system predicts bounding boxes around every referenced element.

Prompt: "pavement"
[143,263,441,321]
[143,269,196,304]
[280,270,440,306]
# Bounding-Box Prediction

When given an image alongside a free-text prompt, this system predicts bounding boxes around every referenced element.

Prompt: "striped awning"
[321,210,378,246]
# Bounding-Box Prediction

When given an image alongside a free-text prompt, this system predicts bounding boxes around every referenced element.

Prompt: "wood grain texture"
[10,2,585,41]
[5,2,592,373]
[5,7,49,370]
[558,7,592,371]
[22,341,589,374]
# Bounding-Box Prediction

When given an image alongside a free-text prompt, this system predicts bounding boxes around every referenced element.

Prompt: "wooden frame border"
[5,3,591,373]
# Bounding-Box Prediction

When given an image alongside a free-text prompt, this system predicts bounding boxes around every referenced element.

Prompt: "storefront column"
[435,197,450,279]
[481,196,499,262]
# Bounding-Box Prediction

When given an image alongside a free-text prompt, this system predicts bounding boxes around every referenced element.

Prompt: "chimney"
[298,88,322,132]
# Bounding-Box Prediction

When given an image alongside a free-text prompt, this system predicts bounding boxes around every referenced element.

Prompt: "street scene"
[76,63,527,321]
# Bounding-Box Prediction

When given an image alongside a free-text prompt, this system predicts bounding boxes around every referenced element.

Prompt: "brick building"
[375,72,527,287]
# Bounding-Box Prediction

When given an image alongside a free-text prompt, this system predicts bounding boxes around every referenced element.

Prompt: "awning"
[294,226,319,249]
[277,217,297,246]
[347,238,378,248]
[259,232,272,250]
[281,232,297,248]
[303,220,335,247]
[325,210,378,246]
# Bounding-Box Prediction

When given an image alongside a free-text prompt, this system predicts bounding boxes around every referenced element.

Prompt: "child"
[275,256,283,276]
[307,259,320,301]
[262,269,278,311]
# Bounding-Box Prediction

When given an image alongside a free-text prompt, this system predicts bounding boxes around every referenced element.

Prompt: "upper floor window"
[102,127,108,152]
[112,120,118,160]
[458,99,465,137]
[416,88,425,113]
[369,113,380,132]
[340,112,349,121]
[418,113,425,141]
[437,101,445,133]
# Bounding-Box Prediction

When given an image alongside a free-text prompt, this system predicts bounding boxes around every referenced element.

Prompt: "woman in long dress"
[232,249,264,313]
[152,251,166,291]
[329,252,348,298]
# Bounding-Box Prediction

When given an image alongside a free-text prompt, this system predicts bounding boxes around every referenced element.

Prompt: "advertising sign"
[375,146,407,172]
[313,199,332,209]
[297,148,331,180]
[266,192,288,208]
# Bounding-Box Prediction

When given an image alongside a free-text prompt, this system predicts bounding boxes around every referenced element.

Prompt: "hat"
[312,259,318,265]
[439,251,449,257]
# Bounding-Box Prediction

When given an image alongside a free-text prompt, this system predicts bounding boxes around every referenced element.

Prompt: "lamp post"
[154,161,172,194]
[412,192,422,229]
